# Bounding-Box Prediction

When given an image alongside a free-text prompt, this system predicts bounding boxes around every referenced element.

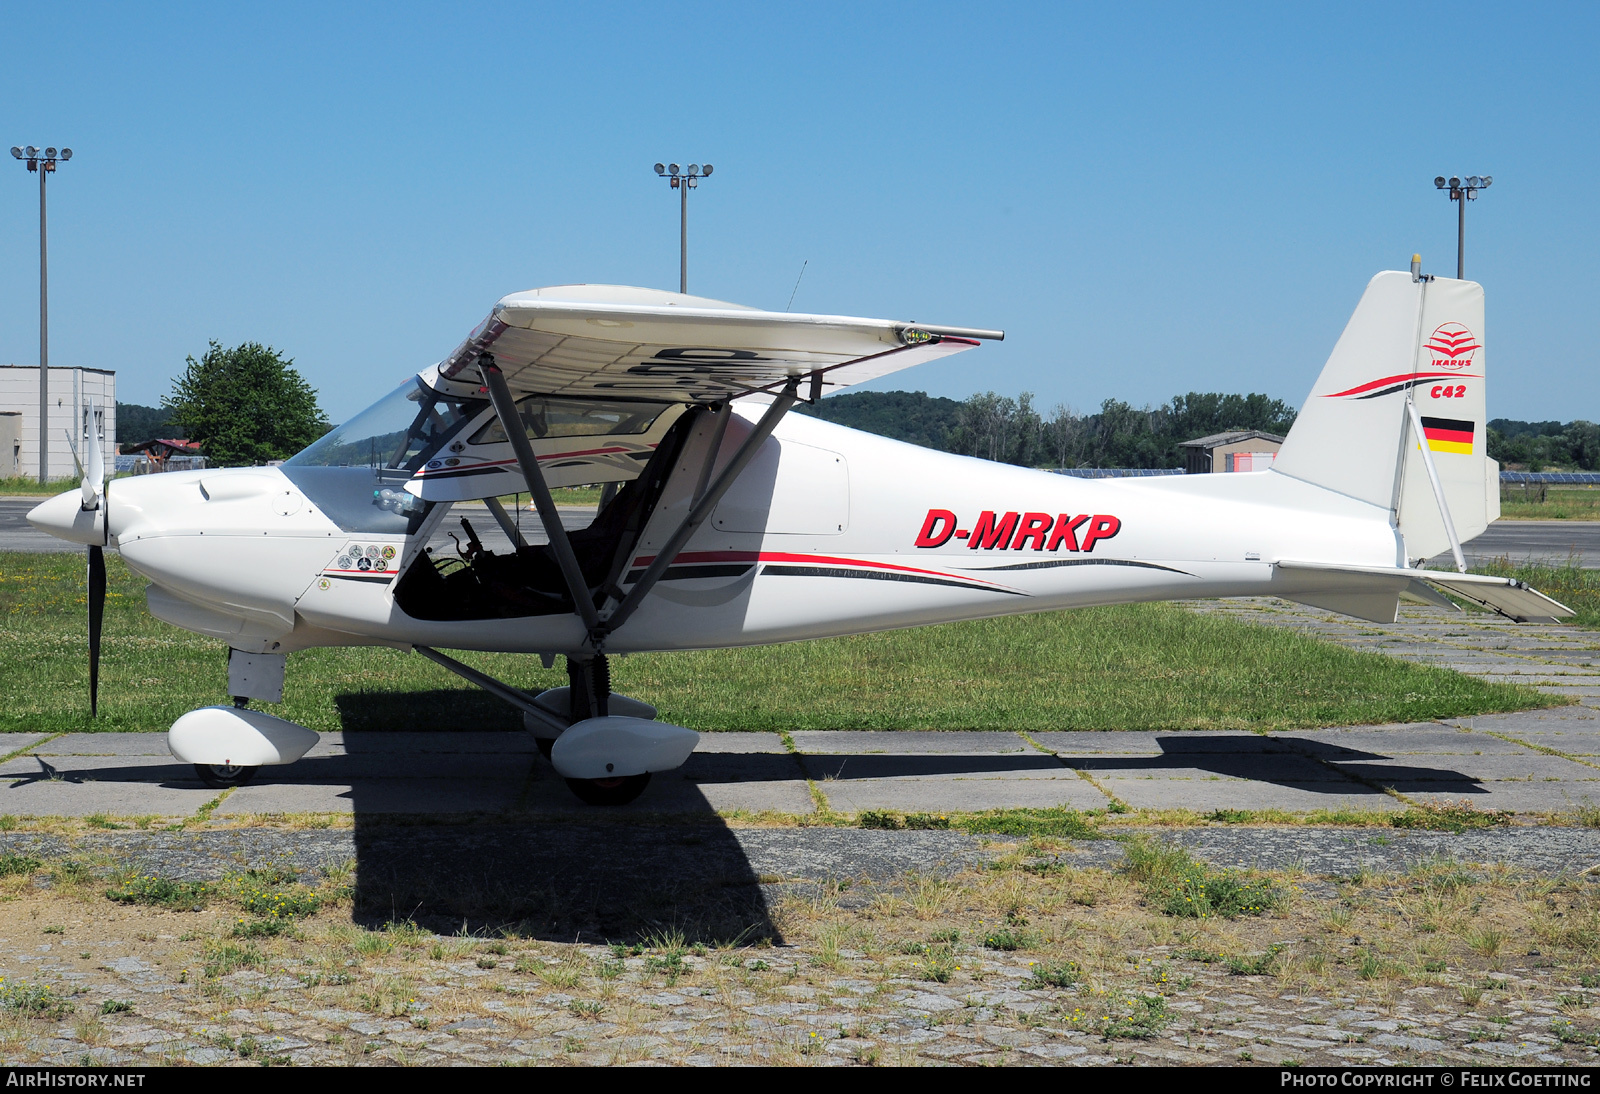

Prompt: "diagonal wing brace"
[479,356,603,636]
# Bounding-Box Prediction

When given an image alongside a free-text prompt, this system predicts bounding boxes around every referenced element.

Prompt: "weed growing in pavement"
[981,926,1038,952]
[202,941,262,979]
[98,1001,133,1016]
[1099,994,1170,1040]
[0,855,41,878]
[1392,800,1513,833]
[1028,960,1081,988]
[1123,838,1283,919]
[0,982,72,1020]
[1226,945,1285,976]
[858,811,951,830]
[231,918,294,939]
[104,875,209,911]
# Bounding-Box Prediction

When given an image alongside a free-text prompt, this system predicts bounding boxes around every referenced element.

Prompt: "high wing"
[435,284,1004,401]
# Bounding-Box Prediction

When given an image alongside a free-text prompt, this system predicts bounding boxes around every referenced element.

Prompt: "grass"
[1469,556,1600,629]
[1499,485,1600,521]
[0,551,1556,735]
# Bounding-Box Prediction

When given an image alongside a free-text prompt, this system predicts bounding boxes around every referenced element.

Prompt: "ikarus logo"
[1424,323,1480,371]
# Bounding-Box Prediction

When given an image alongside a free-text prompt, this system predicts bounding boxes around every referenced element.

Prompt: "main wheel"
[564,773,651,806]
[194,763,259,789]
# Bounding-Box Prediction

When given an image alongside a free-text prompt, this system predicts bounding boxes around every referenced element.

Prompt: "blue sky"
[1,2,1596,424]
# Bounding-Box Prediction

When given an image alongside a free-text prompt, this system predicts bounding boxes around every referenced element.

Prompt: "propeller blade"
[88,545,105,717]
[80,415,105,510]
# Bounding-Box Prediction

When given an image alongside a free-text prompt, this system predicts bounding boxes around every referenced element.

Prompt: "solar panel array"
[1051,468,1186,478]
[1500,471,1600,484]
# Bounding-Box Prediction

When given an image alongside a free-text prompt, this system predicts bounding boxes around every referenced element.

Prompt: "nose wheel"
[194,763,259,789]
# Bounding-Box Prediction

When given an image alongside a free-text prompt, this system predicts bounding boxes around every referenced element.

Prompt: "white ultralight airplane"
[29,267,1572,804]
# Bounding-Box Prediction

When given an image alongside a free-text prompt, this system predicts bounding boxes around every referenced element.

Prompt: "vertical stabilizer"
[1273,271,1490,563]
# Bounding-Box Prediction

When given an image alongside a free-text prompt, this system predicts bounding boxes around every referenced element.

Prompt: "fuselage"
[57,401,1401,658]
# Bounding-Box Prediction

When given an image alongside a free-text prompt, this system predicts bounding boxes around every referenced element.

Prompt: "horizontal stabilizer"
[1276,561,1573,624]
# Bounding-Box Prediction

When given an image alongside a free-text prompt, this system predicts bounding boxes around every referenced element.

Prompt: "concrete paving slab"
[692,732,790,754]
[1,752,524,782]
[681,751,802,784]
[1079,756,1348,783]
[1490,732,1600,757]
[816,776,1108,813]
[319,732,536,755]
[0,735,51,757]
[1342,755,1600,781]
[799,754,1070,781]
[695,780,816,814]
[1406,785,1600,811]
[0,754,190,780]
[0,775,216,817]
[789,731,1033,754]
[217,778,525,816]
[1030,732,1165,755]
[1102,778,1402,812]
[34,734,171,756]
[1287,727,1528,755]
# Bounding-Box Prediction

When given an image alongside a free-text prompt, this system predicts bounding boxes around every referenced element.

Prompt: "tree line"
[800,390,1298,469]
[1488,419,1600,472]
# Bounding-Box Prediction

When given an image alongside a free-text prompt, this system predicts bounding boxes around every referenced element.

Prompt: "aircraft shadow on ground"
[330,691,783,946]
[801,735,1487,796]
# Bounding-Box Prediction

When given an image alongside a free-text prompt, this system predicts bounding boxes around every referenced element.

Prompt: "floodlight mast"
[653,161,713,293]
[1433,174,1491,279]
[10,144,72,482]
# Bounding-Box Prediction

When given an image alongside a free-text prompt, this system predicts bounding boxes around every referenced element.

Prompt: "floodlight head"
[59,148,71,161]
[1467,175,1481,188]
[9,147,21,160]
[669,163,680,176]
[1449,176,1461,188]
[654,163,665,175]
[687,164,699,176]
[1434,176,1446,188]
[1481,175,1492,188]
[43,148,55,159]
[702,163,713,176]
[25,146,38,157]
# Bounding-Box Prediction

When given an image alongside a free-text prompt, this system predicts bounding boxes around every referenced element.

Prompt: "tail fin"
[1273,270,1494,564]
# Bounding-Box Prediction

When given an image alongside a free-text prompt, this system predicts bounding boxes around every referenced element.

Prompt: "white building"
[0,366,116,481]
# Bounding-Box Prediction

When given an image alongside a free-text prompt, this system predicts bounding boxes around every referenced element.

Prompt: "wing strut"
[413,645,567,734]
[600,378,802,636]
[479,356,603,635]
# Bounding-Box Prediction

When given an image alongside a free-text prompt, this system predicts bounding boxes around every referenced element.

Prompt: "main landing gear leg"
[559,653,650,805]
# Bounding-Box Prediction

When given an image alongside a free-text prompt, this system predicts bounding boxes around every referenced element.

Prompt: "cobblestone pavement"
[0,826,1596,1067]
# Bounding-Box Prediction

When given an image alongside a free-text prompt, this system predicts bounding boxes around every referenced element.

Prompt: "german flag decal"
[1421,416,1474,455]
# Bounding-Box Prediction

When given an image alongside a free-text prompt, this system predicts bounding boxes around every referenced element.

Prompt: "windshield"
[287,378,485,472]
[281,378,486,534]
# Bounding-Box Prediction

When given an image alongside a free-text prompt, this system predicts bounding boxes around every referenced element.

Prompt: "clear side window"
[468,397,668,445]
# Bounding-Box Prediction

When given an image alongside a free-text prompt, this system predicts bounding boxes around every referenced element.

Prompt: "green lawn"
[0,551,1556,736]
[1499,485,1600,521]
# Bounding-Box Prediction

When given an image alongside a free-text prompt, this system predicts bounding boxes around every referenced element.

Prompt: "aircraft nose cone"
[27,488,106,546]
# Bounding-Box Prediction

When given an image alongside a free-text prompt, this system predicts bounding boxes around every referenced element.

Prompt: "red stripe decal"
[630,550,1018,589]
[1322,372,1481,398]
